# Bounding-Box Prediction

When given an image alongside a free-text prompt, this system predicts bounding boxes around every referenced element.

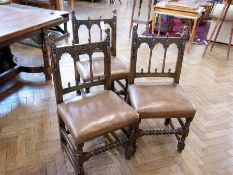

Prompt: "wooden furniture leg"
[158,14,162,36]
[146,0,152,35]
[41,28,52,80]
[111,0,122,5]
[202,0,231,58]
[227,22,233,59]
[137,0,143,24]
[129,0,152,37]
[187,18,198,51]
[0,46,16,74]
[129,0,137,37]
[151,13,156,34]
[177,117,193,153]
[151,0,159,34]
[210,2,231,51]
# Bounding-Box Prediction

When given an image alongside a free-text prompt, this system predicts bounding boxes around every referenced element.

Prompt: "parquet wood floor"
[1,1,233,174]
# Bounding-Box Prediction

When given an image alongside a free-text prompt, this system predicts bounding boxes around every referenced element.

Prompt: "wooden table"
[11,3,70,48]
[0,3,66,84]
[152,1,204,50]
[198,0,214,22]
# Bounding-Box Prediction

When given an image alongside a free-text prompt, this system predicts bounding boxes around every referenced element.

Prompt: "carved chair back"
[129,26,188,85]
[51,29,111,104]
[72,10,117,56]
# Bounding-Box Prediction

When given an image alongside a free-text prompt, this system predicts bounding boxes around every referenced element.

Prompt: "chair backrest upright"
[51,29,111,104]
[72,10,117,56]
[129,26,188,85]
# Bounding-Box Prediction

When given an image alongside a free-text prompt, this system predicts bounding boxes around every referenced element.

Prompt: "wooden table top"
[197,0,213,7]
[154,1,204,19]
[0,3,64,44]
[7,3,69,17]
[154,1,204,13]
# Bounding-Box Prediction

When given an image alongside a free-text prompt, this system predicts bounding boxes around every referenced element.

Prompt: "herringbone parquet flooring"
[1,1,233,175]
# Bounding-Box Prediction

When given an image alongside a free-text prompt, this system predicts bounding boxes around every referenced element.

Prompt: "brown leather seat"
[76,57,129,82]
[128,83,196,119]
[58,90,138,143]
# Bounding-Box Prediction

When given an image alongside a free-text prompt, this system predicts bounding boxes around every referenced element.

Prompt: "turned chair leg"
[146,0,152,36]
[74,143,85,175]
[58,114,86,175]
[111,81,115,91]
[124,79,128,100]
[164,118,171,125]
[132,124,140,154]
[129,0,137,37]
[177,117,193,153]
[85,87,90,93]
[58,113,66,147]
[125,124,138,159]
[227,23,233,59]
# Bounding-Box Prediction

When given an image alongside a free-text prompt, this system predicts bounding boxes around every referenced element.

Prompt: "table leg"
[187,18,198,51]
[129,0,136,37]
[64,22,68,34]
[0,46,21,85]
[63,14,69,34]
[210,2,231,51]
[158,14,162,36]
[152,13,156,34]
[0,46,17,74]
[202,0,231,57]
[41,28,52,81]
[227,22,233,59]
[145,0,152,36]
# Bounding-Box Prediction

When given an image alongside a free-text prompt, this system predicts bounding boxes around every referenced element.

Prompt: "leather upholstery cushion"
[76,57,129,81]
[58,90,138,143]
[128,83,196,119]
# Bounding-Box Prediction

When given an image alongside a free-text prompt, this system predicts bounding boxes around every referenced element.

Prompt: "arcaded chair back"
[72,10,117,56]
[129,25,188,85]
[51,29,111,104]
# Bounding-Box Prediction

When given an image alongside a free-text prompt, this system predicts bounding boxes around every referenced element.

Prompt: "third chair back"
[72,10,117,56]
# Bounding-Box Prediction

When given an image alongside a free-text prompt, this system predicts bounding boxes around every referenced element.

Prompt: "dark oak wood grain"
[0,4,63,47]
[0,3,67,84]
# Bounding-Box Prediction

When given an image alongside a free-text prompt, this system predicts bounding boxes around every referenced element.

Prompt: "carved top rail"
[71,10,117,56]
[129,25,188,84]
[50,29,111,104]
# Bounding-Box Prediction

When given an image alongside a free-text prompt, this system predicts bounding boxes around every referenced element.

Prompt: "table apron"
[0,18,64,48]
[154,9,201,19]
[0,30,42,48]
